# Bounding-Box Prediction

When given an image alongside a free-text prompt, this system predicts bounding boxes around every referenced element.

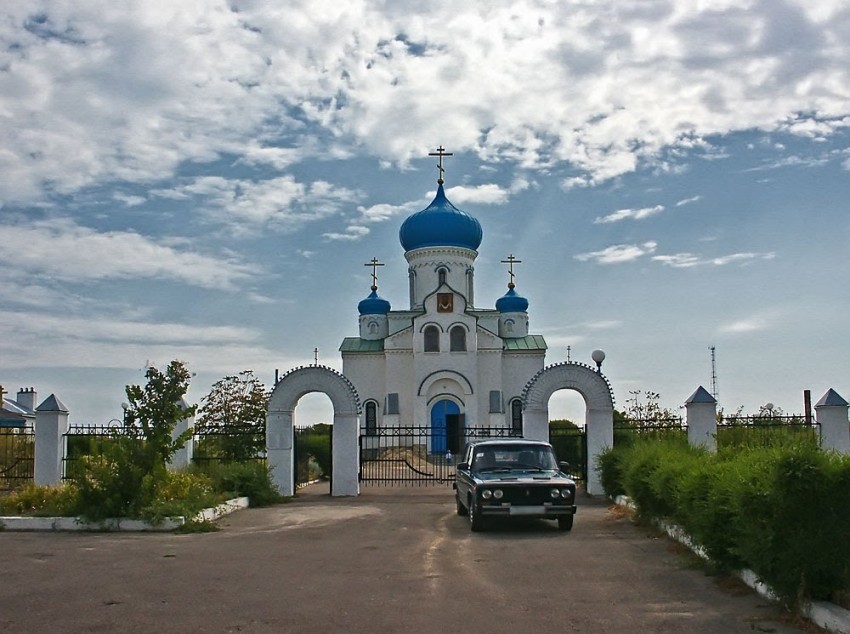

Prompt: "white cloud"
[3,1,849,205]
[675,195,702,207]
[719,317,770,334]
[323,225,370,241]
[0,219,259,290]
[574,241,658,265]
[152,176,362,232]
[653,251,775,268]
[594,205,665,224]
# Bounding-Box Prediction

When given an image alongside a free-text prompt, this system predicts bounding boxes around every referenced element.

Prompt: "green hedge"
[599,439,850,610]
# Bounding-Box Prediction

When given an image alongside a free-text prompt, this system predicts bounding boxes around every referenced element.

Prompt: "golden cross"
[428,145,453,184]
[501,254,522,288]
[365,257,384,291]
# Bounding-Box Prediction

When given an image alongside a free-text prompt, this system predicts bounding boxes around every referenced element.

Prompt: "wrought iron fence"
[294,426,331,489]
[62,423,145,481]
[549,426,587,482]
[717,415,819,449]
[0,426,35,491]
[359,425,521,486]
[613,417,688,447]
[192,426,267,473]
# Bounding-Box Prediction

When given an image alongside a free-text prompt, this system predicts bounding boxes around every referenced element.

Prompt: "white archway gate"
[267,366,361,497]
[522,362,614,495]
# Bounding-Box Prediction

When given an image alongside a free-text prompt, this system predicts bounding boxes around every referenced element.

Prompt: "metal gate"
[548,425,587,483]
[359,426,521,486]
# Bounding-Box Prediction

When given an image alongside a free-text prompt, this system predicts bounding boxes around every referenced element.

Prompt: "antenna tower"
[709,346,718,400]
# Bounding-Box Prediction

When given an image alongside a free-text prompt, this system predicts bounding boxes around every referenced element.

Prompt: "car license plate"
[509,506,545,516]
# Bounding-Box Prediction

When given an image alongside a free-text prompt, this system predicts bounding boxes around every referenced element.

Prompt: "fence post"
[685,386,717,452]
[815,389,850,454]
[34,394,70,486]
[168,402,195,471]
[332,413,359,496]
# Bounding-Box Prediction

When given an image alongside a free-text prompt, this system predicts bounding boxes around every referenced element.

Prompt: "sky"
[2,0,850,427]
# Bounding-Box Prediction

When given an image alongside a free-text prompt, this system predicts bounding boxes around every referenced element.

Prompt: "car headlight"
[550,488,561,499]
[561,489,573,500]
[481,489,493,500]
[493,489,503,499]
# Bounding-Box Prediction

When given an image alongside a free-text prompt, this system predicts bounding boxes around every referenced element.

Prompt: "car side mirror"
[457,462,469,470]
[559,461,571,471]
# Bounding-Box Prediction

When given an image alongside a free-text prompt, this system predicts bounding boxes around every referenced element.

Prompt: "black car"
[454,439,577,532]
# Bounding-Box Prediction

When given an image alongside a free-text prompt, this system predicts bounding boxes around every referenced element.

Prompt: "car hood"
[474,470,574,485]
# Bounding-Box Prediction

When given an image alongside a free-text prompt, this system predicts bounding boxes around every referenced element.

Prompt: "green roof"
[503,334,547,351]
[339,338,385,353]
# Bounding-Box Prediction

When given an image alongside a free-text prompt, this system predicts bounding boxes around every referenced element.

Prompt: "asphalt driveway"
[0,484,813,633]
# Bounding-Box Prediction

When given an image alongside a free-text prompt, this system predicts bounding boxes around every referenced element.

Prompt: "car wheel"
[557,515,574,532]
[469,499,485,532]
[456,494,468,516]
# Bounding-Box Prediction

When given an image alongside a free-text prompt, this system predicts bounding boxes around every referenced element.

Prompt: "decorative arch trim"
[419,322,445,333]
[268,365,361,416]
[427,393,465,408]
[418,369,474,396]
[522,362,614,411]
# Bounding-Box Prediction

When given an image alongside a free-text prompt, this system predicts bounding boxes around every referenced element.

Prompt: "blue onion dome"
[399,183,483,252]
[358,288,391,315]
[496,286,529,313]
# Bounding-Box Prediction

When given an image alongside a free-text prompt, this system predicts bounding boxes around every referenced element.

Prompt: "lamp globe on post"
[591,349,606,373]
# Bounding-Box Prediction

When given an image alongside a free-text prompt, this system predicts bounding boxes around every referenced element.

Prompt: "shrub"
[0,483,78,516]
[203,461,283,507]
[139,470,217,524]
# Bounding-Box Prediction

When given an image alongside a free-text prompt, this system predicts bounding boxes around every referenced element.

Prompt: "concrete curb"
[0,496,249,532]
[613,495,850,634]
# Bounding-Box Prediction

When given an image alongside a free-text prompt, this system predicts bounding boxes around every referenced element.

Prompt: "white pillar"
[523,407,548,441]
[332,413,359,496]
[168,411,194,471]
[267,410,294,497]
[685,386,717,452]
[815,389,850,454]
[34,394,70,486]
[586,406,613,496]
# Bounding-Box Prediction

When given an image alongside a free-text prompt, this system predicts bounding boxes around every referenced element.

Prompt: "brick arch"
[520,362,614,496]
[266,365,361,497]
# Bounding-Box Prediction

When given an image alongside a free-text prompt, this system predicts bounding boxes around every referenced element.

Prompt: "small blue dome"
[358,290,391,315]
[496,287,529,313]
[399,183,483,252]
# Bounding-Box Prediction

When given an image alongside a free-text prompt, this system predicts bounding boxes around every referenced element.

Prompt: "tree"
[73,360,196,520]
[124,360,196,472]
[621,390,681,425]
[197,370,268,461]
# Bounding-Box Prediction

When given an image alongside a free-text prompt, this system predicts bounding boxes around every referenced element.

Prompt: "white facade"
[340,184,546,449]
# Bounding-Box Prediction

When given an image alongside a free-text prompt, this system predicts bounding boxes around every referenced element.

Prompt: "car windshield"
[471,445,559,471]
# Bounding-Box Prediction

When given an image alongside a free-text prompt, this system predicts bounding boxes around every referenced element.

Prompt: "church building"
[339,154,547,455]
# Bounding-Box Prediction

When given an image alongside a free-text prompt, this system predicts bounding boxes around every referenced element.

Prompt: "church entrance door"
[430,399,464,456]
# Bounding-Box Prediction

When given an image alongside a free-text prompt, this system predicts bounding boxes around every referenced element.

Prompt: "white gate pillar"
[815,389,850,454]
[523,408,548,442]
[332,413,360,496]
[685,386,717,452]
[267,410,295,496]
[34,395,70,486]
[586,406,613,496]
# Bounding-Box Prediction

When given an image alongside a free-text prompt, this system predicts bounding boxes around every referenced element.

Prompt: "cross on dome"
[501,254,522,289]
[428,145,453,185]
[365,257,385,291]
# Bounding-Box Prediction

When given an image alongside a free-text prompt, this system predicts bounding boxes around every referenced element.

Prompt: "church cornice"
[404,246,478,262]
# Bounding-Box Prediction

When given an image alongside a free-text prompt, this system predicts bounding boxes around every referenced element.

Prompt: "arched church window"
[450,325,466,352]
[511,399,523,435]
[505,318,514,333]
[424,325,440,352]
[365,401,378,436]
[437,267,447,286]
[368,320,378,334]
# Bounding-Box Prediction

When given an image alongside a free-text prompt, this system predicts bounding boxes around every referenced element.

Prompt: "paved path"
[0,485,813,633]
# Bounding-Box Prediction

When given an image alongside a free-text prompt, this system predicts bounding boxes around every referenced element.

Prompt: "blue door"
[430,399,460,454]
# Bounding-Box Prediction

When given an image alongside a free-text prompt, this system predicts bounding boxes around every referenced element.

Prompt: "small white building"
[340,175,546,454]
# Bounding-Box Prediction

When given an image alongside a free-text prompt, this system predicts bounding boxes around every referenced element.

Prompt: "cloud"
[594,205,665,224]
[675,195,702,207]
[574,241,658,265]
[323,225,370,241]
[719,317,770,334]
[151,175,362,233]
[3,2,850,206]
[653,251,775,268]
[0,219,259,290]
